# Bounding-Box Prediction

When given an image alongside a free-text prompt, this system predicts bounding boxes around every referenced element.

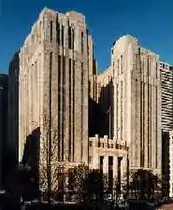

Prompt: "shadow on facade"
[20,127,41,200]
[89,98,105,137]
[95,78,114,138]
[162,131,170,197]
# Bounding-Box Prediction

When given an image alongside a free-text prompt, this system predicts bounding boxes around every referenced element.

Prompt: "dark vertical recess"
[81,62,84,161]
[81,31,84,54]
[58,55,61,161]
[56,15,60,44]
[62,56,66,161]
[117,157,122,195]
[50,21,53,42]
[72,28,74,50]
[68,59,72,161]
[48,52,52,202]
[68,22,72,49]
[100,156,103,173]
[108,156,113,193]
[138,48,144,167]
[72,59,75,161]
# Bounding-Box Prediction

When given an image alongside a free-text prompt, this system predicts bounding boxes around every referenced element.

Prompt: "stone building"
[0,74,8,188]
[8,51,20,167]
[160,62,173,196]
[160,62,173,133]
[169,130,173,197]
[19,8,94,167]
[112,35,162,175]
[95,35,162,176]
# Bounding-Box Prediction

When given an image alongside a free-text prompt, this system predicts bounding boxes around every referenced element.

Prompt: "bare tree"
[70,163,89,202]
[39,116,63,203]
[128,169,162,201]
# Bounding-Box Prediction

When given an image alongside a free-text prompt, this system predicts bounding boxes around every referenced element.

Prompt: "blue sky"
[0,0,173,73]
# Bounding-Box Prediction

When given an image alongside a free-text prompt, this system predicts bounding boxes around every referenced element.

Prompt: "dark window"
[81,31,84,53]
[156,62,158,79]
[48,52,53,163]
[99,156,104,172]
[56,17,60,44]
[121,55,123,73]
[68,25,72,49]
[100,156,103,165]
[50,21,53,42]
[89,156,92,163]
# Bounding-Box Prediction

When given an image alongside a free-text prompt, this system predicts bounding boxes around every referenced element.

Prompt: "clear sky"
[0,0,173,73]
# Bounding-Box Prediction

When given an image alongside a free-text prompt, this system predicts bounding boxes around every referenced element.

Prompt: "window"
[68,25,72,49]
[120,55,123,73]
[100,156,104,165]
[89,156,92,163]
[50,20,53,42]
[56,17,60,44]
[89,141,92,147]
[81,31,84,53]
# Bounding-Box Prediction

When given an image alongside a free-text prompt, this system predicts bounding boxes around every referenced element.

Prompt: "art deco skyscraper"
[19,8,92,165]
[112,35,162,175]
[0,74,8,187]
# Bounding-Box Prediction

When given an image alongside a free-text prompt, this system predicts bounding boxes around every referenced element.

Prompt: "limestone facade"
[112,35,162,175]
[19,8,93,165]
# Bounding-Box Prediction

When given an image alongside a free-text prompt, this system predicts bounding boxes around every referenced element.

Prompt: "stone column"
[121,157,127,191]
[113,156,118,180]
[103,156,108,174]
